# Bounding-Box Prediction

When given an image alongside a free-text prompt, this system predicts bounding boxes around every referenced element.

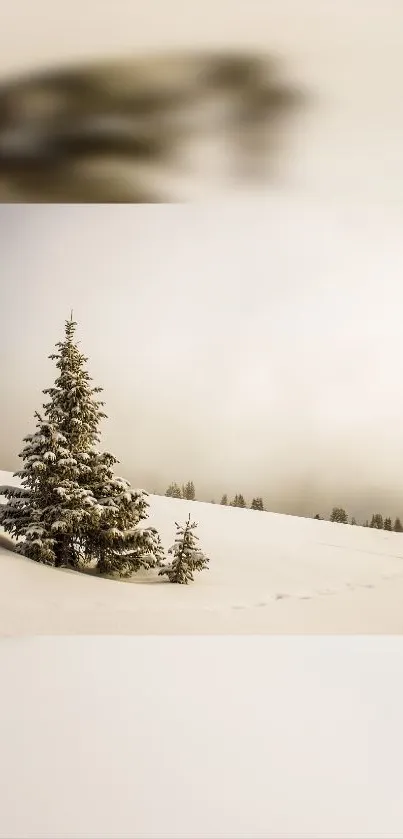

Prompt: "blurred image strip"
[0,51,304,202]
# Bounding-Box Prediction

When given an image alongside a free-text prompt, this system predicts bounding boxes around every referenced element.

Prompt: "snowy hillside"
[2,469,403,635]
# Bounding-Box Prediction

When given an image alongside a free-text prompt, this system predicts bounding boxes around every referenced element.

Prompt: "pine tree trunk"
[54,535,70,567]
[54,537,64,567]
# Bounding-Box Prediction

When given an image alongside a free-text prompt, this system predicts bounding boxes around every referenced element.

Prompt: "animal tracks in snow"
[227,578,388,614]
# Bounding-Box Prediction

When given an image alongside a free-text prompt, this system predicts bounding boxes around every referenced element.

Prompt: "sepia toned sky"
[1,1,403,518]
[1,200,403,520]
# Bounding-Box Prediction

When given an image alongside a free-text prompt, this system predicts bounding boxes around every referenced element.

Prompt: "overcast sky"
[1,200,403,520]
[1,1,403,518]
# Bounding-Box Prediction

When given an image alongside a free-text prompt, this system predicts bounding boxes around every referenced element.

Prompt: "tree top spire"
[65,310,77,341]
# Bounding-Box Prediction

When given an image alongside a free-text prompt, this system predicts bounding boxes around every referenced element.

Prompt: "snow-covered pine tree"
[220,494,228,505]
[0,412,100,565]
[0,314,164,575]
[231,494,246,508]
[44,316,164,575]
[165,483,182,498]
[183,481,195,500]
[330,507,348,524]
[159,515,209,584]
[251,497,264,511]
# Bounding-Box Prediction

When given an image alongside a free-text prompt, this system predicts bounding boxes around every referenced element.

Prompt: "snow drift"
[2,469,403,635]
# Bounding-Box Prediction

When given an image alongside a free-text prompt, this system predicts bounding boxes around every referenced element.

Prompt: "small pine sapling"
[159,515,209,584]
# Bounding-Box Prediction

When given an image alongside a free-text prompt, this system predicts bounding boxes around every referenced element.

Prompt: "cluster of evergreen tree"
[370,513,384,530]
[230,494,246,508]
[219,493,265,510]
[368,513,402,532]
[314,507,403,532]
[165,481,195,500]
[251,497,264,511]
[0,316,209,584]
[164,489,267,510]
[165,487,266,511]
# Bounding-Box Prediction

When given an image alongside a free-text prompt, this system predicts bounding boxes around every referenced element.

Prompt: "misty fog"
[1,202,403,521]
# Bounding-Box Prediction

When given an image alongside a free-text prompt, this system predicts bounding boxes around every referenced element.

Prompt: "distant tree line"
[165,484,265,511]
[165,481,196,500]
[165,483,403,533]
[314,507,403,532]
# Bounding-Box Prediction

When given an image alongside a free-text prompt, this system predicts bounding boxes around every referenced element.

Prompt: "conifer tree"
[251,497,264,511]
[159,515,209,584]
[330,507,348,524]
[0,315,163,575]
[165,483,182,498]
[384,517,392,531]
[370,513,384,529]
[231,494,246,508]
[394,517,403,533]
[220,494,228,506]
[314,513,321,520]
[351,517,357,526]
[183,481,196,501]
